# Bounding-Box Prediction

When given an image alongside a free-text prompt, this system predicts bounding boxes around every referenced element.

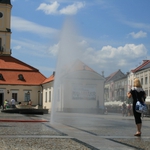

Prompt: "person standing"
[127,103,132,116]
[122,102,127,116]
[4,99,8,109]
[28,100,32,105]
[10,97,16,108]
[127,78,146,136]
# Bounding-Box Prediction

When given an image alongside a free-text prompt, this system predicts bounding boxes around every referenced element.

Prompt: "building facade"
[57,60,105,113]
[104,69,126,102]
[0,1,46,108]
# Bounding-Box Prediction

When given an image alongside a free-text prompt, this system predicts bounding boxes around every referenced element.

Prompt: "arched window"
[18,74,24,80]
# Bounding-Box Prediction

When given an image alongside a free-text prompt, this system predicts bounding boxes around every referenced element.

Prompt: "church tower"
[0,0,12,55]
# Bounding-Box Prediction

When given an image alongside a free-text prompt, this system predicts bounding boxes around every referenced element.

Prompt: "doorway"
[0,93,3,107]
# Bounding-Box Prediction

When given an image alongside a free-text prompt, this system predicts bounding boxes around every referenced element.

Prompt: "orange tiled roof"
[43,74,54,84]
[0,56,38,71]
[0,56,46,85]
[131,60,150,73]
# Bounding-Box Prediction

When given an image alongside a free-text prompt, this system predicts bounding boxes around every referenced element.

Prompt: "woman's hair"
[133,78,142,87]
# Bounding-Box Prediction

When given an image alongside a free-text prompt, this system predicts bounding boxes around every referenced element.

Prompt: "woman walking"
[127,78,146,136]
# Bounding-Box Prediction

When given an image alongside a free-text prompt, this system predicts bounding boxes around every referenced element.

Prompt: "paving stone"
[0,112,150,149]
[0,138,93,150]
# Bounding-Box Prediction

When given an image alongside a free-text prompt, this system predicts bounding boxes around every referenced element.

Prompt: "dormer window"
[18,74,24,80]
[0,73,4,80]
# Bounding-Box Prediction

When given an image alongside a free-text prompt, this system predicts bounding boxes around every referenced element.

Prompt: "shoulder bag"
[135,90,148,114]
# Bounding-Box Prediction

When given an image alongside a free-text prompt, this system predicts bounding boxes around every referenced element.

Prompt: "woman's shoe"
[134,133,141,136]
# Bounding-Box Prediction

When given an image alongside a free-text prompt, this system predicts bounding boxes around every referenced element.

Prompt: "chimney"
[53,71,55,76]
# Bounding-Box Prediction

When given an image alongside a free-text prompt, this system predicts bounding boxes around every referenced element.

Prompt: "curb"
[0,119,49,122]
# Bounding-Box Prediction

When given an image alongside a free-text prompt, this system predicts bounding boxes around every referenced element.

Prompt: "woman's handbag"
[134,89,148,113]
[135,101,147,113]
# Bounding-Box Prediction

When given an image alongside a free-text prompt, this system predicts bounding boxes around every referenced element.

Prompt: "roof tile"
[0,56,46,85]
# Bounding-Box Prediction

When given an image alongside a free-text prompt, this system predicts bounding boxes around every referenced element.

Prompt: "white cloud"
[125,21,150,32]
[128,31,147,39]
[37,1,85,15]
[48,43,59,56]
[59,2,85,15]
[47,40,147,74]
[11,16,58,37]
[37,1,60,14]
[82,43,147,76]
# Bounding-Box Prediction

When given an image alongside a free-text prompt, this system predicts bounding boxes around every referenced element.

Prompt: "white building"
[43,60,105,113]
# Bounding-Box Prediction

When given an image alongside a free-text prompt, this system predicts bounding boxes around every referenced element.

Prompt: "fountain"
[50,17,105,125]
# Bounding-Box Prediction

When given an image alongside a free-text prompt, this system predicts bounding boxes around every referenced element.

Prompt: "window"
[18,74,24,80]
[0,73,4,80]
[12,93,17,102]
[49,91,51,102]
[24,91,30,102]
[141,78,143,85]
[145,77,148,85]
[0,12,3,18]
[45,92,47,102]
[145,90,148,96]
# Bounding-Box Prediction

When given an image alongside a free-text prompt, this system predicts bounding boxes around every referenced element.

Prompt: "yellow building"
[0,0,46,108]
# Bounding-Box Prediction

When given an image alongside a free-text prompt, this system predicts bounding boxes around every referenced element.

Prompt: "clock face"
[0,12,3,18]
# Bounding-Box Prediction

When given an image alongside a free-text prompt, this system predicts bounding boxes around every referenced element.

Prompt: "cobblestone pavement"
[0,138,93,150]
[49,112,150,150]
[0,112,150,150]
[0,113,98,150]
[109,138,150,150]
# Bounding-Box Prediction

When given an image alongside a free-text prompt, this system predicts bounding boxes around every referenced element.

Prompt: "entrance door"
[0,93,3,107]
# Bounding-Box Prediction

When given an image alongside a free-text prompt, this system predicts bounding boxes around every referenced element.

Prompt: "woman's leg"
[136,123,142,133]
[133,110,142,135]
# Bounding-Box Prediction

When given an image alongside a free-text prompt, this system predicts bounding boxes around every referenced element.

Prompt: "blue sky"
[11,0,150,77]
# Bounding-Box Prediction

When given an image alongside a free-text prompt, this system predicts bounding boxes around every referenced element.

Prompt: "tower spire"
[0,0,11,5]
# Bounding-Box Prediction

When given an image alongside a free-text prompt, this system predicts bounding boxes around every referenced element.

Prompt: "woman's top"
[129,87,146,108]
[4,100,8,105]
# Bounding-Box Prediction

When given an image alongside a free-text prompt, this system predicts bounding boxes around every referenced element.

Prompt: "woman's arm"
[127,92,132,98]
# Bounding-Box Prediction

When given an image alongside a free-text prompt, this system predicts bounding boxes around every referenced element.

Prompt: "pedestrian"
[127,78,146,136]
[127,103,132,116]
[4,99,8,109]
[10,97,16,108]
[122,102,127,116]
[28,100,32,105]
[104,106,108,114]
